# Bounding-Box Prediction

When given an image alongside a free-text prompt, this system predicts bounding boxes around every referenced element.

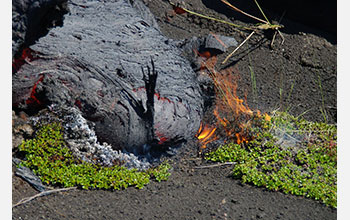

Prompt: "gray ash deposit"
[30,106,152,170]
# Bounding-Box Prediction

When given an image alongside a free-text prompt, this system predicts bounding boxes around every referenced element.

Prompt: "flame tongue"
[196,123,217,149]
[197,124,216,141]
[196,50,265,148]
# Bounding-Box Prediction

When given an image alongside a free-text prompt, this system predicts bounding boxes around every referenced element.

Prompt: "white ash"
[33,105,151,170]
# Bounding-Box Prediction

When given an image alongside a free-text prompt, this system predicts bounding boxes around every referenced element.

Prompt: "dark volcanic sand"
[12,0,336,219]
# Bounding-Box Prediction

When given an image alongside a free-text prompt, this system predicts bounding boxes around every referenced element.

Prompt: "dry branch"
[194,162,236,169]
[13,187,77,208]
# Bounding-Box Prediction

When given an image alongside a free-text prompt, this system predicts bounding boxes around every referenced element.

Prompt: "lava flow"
[12,48,37,74]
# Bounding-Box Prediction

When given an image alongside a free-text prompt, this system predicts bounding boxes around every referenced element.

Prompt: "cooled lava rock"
[12,0,69,59]
[12,0,204,154]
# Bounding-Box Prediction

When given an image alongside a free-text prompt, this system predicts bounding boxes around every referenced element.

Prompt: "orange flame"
[235,133,248,145]
[202,56,253,117]
[264,113,271,121]
[196,123,217,149]
[195,49,269,147]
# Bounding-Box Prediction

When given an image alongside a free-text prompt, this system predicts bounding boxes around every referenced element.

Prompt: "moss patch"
[18,122,171,190]
[205,111,337,208]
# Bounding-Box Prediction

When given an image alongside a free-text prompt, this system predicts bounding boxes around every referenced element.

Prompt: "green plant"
[315,71,328,123]
[205,111,337,207]
[284,80,295,112]
[248,55,258,103]
[18,122,171,190]
[276,72,295,112]
[148,162,172,182]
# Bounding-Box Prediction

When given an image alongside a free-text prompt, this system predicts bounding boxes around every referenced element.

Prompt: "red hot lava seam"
[26,75,45,105]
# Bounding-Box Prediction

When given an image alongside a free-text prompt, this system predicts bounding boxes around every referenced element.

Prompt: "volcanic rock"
[12,0,69,58]
[177,33,238,71]
[12,0,204,154]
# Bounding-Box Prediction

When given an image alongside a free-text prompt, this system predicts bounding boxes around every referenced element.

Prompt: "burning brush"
[196,51,270,153]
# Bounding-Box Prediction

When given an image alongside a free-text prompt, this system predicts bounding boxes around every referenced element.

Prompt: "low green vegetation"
[18,112,336,207]
[18,122,171,190]
[205,111,337,208]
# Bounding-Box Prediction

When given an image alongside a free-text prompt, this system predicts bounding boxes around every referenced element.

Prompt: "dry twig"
[13,187,77,208]
[222,31,255,64]
[194,162,236,169]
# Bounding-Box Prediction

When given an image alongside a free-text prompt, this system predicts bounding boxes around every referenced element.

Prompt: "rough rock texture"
[178,33,238,71]
[12,0,204,154]
[12,111,34,151]
[12,0,69,58]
